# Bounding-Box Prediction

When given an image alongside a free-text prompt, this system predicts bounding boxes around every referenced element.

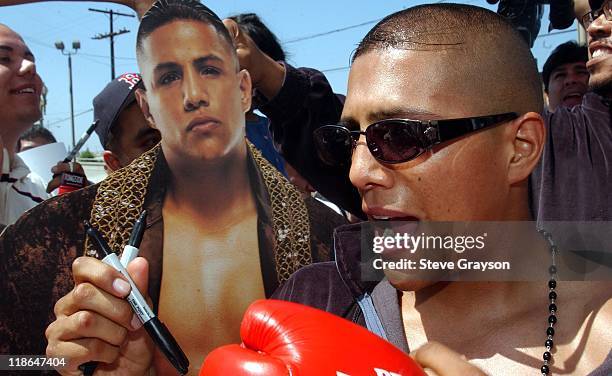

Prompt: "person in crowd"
[530,0,612,221]
[0,1,344,375]
[228,13,287,176]
[268,4,611,376]
[93,73,162,172]
[15,125,83,195]
[17,125,56,152]
[222,15,361,217]
[0,23,49,227]
[542,41,590,112]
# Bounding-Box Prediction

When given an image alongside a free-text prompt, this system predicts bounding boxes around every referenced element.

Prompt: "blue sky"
[1,0,579,153]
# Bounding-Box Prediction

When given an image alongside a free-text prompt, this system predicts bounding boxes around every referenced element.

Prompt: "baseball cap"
[93,73,143,149]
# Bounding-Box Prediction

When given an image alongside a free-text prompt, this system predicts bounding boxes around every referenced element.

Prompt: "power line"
[283,17,382,44]
[79,55,111,67]
[80,52,136,61]
[321,66,350,73]
[46,108,93,127]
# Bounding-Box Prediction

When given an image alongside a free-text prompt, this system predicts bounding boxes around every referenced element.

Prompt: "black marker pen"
[120,210,147,267]
[63,120,99,163]
[84,221,189,375]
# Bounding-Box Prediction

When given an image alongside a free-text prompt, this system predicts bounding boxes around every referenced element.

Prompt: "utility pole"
[89,8,135,80]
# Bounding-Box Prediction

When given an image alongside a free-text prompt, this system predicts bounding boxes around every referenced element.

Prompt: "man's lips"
[562,92,585,102]
[588,42,612,67]
[186,117,221,132]
[364,207,420,221]
[9,84,38,96]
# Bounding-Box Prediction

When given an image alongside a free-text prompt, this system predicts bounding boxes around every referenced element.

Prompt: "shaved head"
[353,4,543,116]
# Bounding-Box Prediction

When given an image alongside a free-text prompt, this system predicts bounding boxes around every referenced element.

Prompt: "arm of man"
[224,19,364,218]
[0,0,153,19]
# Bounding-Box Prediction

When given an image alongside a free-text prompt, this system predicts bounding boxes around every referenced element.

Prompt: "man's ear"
[507,112,546,185]
[238,69,253,113]
[103,150,123,172]
[135,88,156,129]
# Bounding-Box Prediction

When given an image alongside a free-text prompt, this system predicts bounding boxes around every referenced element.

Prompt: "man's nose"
[18,58,37,77]
[349,136,393,192]
[587,11,612,38]
[183,69,209,111]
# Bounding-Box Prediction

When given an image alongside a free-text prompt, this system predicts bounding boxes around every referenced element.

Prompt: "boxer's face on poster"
[345,48,511,223]
[0,26,43,128]
[137,20,251,161]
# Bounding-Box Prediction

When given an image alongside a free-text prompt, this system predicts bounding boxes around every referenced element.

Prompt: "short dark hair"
[17,125,56,152]
[350,3,543,115]
[229,13,286,61]
[353,4,525,62]
[542,41,588,93]
[136,0,234,55]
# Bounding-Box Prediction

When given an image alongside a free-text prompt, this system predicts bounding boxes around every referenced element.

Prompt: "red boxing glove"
[200,300,425,376]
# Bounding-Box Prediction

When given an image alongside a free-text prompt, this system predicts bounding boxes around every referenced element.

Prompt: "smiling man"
[542,41,590,112]
[0,24,49,228]
[0,1,342,374]
[0,23,48,227]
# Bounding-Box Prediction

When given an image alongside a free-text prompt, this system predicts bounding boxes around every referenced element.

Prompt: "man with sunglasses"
[263,4,611,376]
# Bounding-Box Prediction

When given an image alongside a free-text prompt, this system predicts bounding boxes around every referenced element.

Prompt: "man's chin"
[588,71,612,99]
[18,110,42,126]
[384,271,436,292]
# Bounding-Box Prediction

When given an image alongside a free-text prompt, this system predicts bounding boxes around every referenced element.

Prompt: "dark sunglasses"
[582,0,612,29]
[313,112,518,166]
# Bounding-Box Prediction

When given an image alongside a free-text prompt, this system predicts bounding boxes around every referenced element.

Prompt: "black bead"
[549,265,557,274]
[549,291,557,300]
[548,279,557,289]
[548,315,557,324]
[541,365,550,374]
[543,351,551,361]
[547,327,555,336]
[545,339,554,349]
[549,303,557,312]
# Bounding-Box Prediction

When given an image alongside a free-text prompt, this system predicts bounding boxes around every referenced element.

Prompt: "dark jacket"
[273,223,612,375]
[259,63,364,218]
[0,147,345,360]
[531,93,612,221]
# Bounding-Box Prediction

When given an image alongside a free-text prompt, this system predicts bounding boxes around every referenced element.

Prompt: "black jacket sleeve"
[259,63,364,218]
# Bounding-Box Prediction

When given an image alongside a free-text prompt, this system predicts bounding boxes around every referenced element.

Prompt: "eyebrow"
[193,54,224,67]
[340,106,443,130]
[153,54,225,74]
[153,61,181,75]
[0,45,35,59]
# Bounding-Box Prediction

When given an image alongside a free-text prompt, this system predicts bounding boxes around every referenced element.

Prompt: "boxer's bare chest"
[154,206,264,375]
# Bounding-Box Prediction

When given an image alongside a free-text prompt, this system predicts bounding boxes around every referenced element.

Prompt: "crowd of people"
[0,0,610,375]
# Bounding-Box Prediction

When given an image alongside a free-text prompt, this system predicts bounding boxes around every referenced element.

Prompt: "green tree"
[79,149,95,159]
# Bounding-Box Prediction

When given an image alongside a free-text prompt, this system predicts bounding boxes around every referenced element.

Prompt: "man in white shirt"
[0,23,48,227]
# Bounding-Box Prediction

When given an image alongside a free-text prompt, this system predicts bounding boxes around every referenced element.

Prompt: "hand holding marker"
[82,213,189,375]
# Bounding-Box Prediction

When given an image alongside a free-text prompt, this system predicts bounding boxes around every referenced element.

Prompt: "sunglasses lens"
[366,121,423,163]
[314,126,354,167]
